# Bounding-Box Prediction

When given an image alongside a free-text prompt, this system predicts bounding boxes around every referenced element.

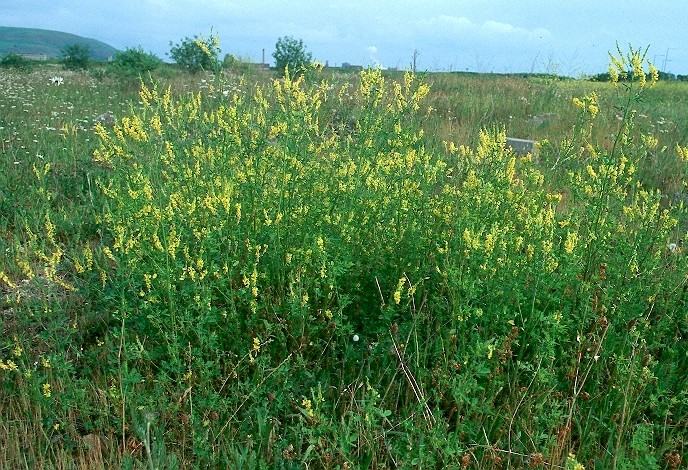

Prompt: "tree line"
[0,33,313,77]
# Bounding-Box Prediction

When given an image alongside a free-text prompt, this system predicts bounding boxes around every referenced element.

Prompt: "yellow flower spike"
[12,338,22,357]
[139,83,152,108]
[0,271,17,289]
[393,276,405,304]
[150,114,163,137]
[586,165,598,179]
[194,38,213,59]
[631,52,647,90]
[301,398,314,417]
[649,63,659,87]
[564,231,579,254]
[677,144,688,161]
[42,383,52,398]
[608,64,619,85]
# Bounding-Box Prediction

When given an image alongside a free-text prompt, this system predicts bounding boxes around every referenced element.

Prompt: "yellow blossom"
[0,271,17,289]
[586,165,597,179]
[393,276,405,304]
[564,231,578,254]
[12,339,22,358]
[301,398,314,417]
[676,144,688,162]
[649,63,659,87]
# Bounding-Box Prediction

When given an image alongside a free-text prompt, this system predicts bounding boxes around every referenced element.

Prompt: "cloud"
[482,20,551,40]
[416,15,473,35]
[482,20,514,34]
[366,45,381,67]
[416,15,550,42]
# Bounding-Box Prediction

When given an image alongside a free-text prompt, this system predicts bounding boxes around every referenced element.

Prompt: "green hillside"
[0,26,118,60]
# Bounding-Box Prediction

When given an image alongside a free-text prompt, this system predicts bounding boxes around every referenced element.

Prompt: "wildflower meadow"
[1,44,688,469]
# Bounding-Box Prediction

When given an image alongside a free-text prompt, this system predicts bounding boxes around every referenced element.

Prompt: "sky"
[1,0,686,76]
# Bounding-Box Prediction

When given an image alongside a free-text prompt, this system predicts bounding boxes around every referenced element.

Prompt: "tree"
[111,46,162,77]
[62,43,91,70]
[169,33,220,74]
[272,36,312,77]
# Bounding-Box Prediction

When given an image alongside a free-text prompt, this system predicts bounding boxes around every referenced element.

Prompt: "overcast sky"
[1,0,685,76]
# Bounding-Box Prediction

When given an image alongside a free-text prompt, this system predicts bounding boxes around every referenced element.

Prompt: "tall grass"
[1,48,688,469]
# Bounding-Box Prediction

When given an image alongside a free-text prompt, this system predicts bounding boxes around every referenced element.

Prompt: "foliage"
[168,33,220,74]
[272,35,313,77]
[61,43,91,70]
[1,45,688,469]
[0,52,33,72]
[111,46,162,78]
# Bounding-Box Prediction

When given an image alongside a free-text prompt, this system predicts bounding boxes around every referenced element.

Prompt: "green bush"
[111,46,161,78]
[0,52,33,72]
[272,36,312,77]
[169,33,220,74]
[61,43,91,70]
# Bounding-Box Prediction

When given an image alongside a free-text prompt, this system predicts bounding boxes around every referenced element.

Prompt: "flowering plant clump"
[0,42,686,468]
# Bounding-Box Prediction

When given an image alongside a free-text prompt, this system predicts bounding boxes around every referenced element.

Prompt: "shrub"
[61,43,91,70]
[168,33,220,74]
[0,53,33,72]
[272,36,312,77]
[111,46,162,78]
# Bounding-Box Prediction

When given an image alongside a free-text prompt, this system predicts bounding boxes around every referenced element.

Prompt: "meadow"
[1,49,688,469]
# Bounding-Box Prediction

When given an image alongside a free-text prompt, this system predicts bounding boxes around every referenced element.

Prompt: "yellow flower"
[194,39,213,58]
[393,290,401,305]
[42,383,52,398]
[483,233,495,254]
[301,398,314,417]
[103,246,116,261]
[588,104,598,118]
[586,165,597,179]
[676,144,688,161]
[649,63,659,87]
[564,231,578,254]
[572,97,585,109]
[0,271,17,289]
[393,276,405,304]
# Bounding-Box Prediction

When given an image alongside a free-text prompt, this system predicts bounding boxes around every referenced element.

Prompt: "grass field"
[1,49,688,469]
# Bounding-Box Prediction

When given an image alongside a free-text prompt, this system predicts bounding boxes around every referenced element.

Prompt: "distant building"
[341,62,363,71]
[19,53,47,61]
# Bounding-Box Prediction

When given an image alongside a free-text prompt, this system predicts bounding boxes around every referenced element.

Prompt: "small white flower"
[352,334,360,342]
[668,243,678,253]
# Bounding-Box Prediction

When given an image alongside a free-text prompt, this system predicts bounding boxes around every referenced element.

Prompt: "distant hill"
[0,26,118,60]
